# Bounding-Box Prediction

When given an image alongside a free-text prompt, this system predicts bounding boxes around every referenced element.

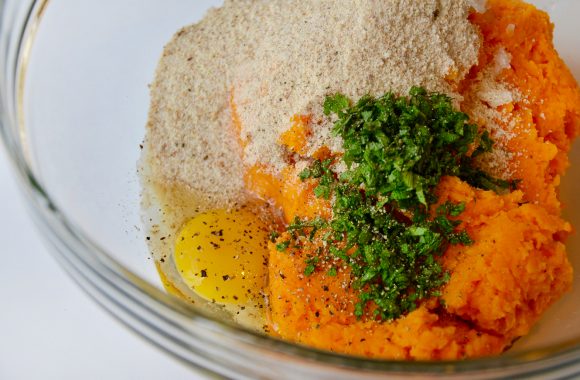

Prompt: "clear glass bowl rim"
[1,0,579,378]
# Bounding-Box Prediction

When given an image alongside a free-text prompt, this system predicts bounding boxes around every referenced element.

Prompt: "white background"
[0,151,199,379]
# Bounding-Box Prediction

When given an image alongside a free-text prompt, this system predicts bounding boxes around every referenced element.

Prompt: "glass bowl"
[1,0,580,378]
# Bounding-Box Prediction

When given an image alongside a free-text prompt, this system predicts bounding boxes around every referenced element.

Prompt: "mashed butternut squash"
[467,0,580,214]
[236,0,580,359]
[266,177,573,359]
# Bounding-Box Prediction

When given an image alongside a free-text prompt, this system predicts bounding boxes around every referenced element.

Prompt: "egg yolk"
[174,208,270,304]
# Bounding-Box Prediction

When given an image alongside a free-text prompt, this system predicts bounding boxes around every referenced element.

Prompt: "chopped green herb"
[323,93,350,116]
[277,87,515,321]
[298,168,312,181]
[304,257,319,276]
[269,231,280,243]
[437,201,466,217]
[276,240,290,252]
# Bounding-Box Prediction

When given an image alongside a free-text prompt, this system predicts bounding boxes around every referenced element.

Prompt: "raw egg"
[174,208,270,305]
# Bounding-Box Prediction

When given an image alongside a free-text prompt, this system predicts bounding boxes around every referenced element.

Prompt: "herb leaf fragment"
[277,87,515,321]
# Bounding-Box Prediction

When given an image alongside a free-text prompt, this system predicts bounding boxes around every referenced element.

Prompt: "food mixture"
[139,0,580,360]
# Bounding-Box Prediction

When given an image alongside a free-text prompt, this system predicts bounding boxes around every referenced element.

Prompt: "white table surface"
[0,151,201,380]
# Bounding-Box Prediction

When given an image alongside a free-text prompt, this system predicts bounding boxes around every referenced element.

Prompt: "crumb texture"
[142,0,480,207]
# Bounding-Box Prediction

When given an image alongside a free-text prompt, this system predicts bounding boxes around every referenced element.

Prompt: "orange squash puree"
[267,176,572,359]
[467,0,580,212]
[268,218,507,360]
[244,165,331,223]
[232,0,579,359]
[230,89,246,148]
[279,115,312,155]
[244,165,284,208]
[437,177,572,340]
[232,92,332,223]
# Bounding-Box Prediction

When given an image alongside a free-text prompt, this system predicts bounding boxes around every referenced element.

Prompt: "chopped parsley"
[276,240,290,252]
[278,87,514,321]
[304,256,319,276]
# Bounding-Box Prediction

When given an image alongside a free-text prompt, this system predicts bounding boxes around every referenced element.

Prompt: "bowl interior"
[21,0,580,357]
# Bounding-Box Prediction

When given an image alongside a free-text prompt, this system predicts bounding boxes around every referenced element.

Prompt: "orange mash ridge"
[229,0,580,359]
